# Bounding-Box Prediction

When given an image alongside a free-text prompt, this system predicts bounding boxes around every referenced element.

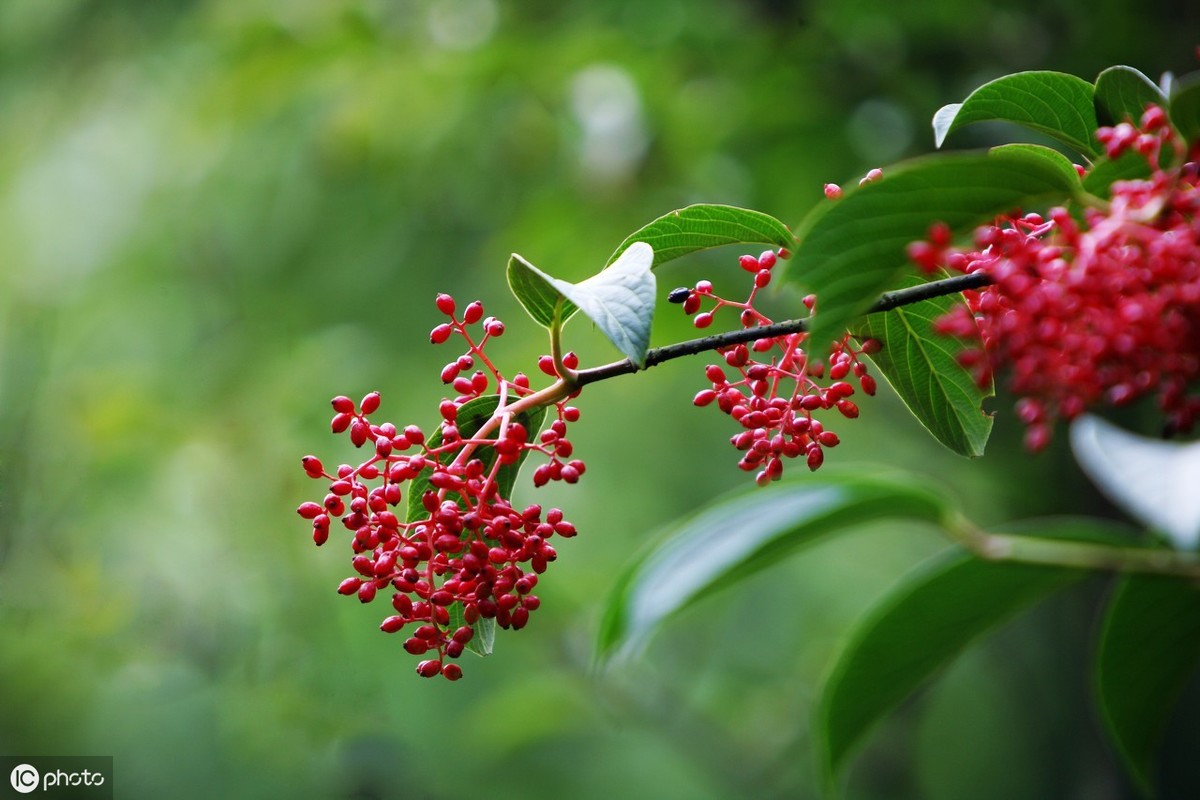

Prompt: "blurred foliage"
[0,1,1197,798]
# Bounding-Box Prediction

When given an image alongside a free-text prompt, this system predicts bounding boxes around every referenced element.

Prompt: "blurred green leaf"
[595,473,950,665]
[1094,574,1200,794]
[816,518,1132,794]
[403,395,547,656]
[855,276,994,457]
[508,243,656,367]
[1082,151,1153,198]
[786,149,1078,353]
[932,70,1101,157]
[605,204,795,269]
[1168,71,1200,146]
[1094,65,1167,125]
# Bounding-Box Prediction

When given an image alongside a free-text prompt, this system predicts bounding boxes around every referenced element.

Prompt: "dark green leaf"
[595,473,950,665]
[1168,71,1200,147]
[1094,65,1167,125]
[605,204,795,269]
[1095,574,1200,794]
[403,394,548,657]
[786,149,1078,353]
[507,254,576,328]
[1082,151,1153,198]
[507,243,656,367]
[932,70,1101,157]
[816,518,1134,793]
[855,276,993,457]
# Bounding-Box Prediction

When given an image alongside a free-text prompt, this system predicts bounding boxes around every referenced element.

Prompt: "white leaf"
[1069,415,1200,550]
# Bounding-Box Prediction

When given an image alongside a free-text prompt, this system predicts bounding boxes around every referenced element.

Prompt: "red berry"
[463,301,484,325]
[430,323,453,344]
[436,293,456,316]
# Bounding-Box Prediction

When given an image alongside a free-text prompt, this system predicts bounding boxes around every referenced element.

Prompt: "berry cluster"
[674,249,878,484]
[910,106,1199,450]
[298,295,584,680]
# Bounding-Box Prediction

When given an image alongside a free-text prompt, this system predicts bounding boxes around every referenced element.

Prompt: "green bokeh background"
[1,2,1197,798]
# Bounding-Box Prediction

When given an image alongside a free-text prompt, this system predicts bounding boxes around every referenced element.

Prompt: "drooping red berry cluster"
[909,106,1199,450]
[298,295,584,680]
[674,249,878,484]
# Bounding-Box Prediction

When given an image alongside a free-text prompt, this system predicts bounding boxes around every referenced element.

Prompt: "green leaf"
[1082,151,1153,198]
[786,149,1078,353]
[855,276,994,457]
[595,473,950,665]
[932,70,1101,157]
[1094,65,1167,125]
[507,242,656,367]
[403,394,548,657]
[816,518,1134,793]
[1168,71,1200,147]
[1095,574,1200,794]
[605,204,795,269]
[988,143,1085,190]
[507,254,577,329]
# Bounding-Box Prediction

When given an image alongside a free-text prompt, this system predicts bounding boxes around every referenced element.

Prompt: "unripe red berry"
[694,312,713,329]
[297,501,323,519]
[463,301,484,324]
[755,269,772,288]
[430,323,453,344]
[338,577,362,595]
[357,581,377,603]
[416,659,442,678]
[436,293,456,316]
[758,250,777,269]
[301,455,324,478]
[694,389,717,406]
[331,413,353,433]
[824,183,843,200]
[538,355,557,376]
[739,254,760,272]
[331,395,355,413]
[441,663,463,681]
[380,615,406,633]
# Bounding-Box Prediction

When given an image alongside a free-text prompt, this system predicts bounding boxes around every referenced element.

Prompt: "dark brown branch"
[574,271,992,386]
